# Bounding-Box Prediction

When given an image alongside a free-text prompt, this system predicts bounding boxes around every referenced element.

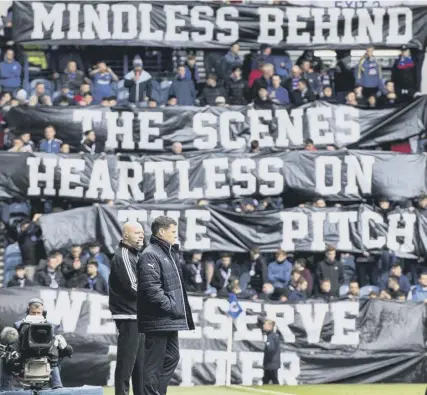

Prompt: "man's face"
[258,88,268,100]
[392,265,402,277]
[379,200,390,210]
[36,84,45,95]
[61,144,70,153]
[159,224,177,245]
[207,78,216,87]
[354,86,362,96]
[16,268,25,279]
[21,133,30,143]
[324,87,332,97]
[276,251,286,262]
[321,281,331,293]
[326,250,336,261]
[402,49,410,57]
[233,68,242,79]
[263,321,273,332]
[368,96,376,106]
[47,257,58,269]
[177,66,186,78]
[420,274,427,287]
[291,66,301,77]
[109,98,117,107]
[148,100,157,108]
[28,305,43,316]
[68,61,77,72]
[89,246,100,255]
[56,253,63,265]
[302,61,310,72]
[98,62,107,72]
[187,58,196,67]
[168,97,177,106]
[347,92,356,103]
[299,281,308,292]
[314,199,326,208]
[84,95,93,105]
[6,50,14,62]
[193,253,202,262]
[366,47,374,57]
[81,84,90,94]
[71,246,82,258]
[222,256,231,267]
[419,198,427,209]
[231,43,239,54]
[14,139,23,149]
[87,263,97,276]
[124,224,145,249]
[101,99,109,107]
[386,82,395,93]
[86,131,96,142]
[172,142,182,154]
[349,282,359,295]
[292,271,301,282]
[272,76,281,88]
[45,127,55,140]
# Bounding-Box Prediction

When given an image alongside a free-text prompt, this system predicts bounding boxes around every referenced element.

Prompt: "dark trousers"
[143,331,180,395]
[115,320,145,395]
[263,369,279,384]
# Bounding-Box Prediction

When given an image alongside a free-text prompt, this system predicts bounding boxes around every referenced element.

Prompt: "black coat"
[65,268,87,289]
[245,256,268,294]
[34,267,66,288]
[7,276,34,288]
[83,274,108,295]
[316,259,344,297]
[211,263,241,291]
[291,89,316,106]
[182,261,206,293]
[199,85,228,106]
[226,77,248,105]
[263,331,281,370]
[137,235,195,333]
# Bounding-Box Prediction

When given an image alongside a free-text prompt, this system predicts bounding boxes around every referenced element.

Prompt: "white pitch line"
[229,385,297,395]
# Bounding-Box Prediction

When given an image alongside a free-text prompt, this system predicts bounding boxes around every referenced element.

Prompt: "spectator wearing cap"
[378,81,400,107]
[392,45,417,102]
[316,246,344,297]
[34,252,66,289]
[409,272,427,301]
[39,125,62,153]
[182,250,206,293]
[268,74,289,105]
[252,63,274,99]
[267,249,293,290]
[300,60,321,96]
[29,82,52,107]
[168,64,196,106]
[199,74,227,106]
[378,261,411,295]
[184,54,200,86]
[291,79,316,106]
[60,60,87,93]
[253,87,273,110]
[355,46,383,98]
[124,55,152,104]
[7,265,33,288]
[226,66,248,105]
[83,242,110,285]
[0,49,22,93]
[219,42,243,81]
[90,61,119,104]
[80,130,99,154]
[84,259,108,295]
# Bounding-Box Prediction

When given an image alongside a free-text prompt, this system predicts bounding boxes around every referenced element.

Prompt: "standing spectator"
[168,64,196,106]
[7,265,33,288]
[392,45,417,102]
[83,241,110,285]
[226,66,248,105]
[346,281,360,301]
[124,56,152,104]
[60,61,86,93]
[136,216,194,395]
[184,55,200,86]
[267,249,293,290]
[291,79,316,106]
[84,259,108,295]
[219,42,243,81]
[34,252,66,289]
[355,46,383,98]
[340,252,356,284]
[262,319,280,385]
[301,60,320,96]
[29,82,52,107]
[254,44,275,70]
[334,50,355,104]
[378,81,400,107]
[80,130,99,154]
[39,125,62,153]
[199,74,227,106]
[0,49,22,93]
[3,240,22,287]
[245,248,268,294]
[297,50,323,73]
[182,250,206,293]
[252,63,274,99]
[282,65,302,95]
[409,272,427,301]
[268,74,289,105]
[17,215,44,272]
[288,278,308,301]
[316,246,344,297]
[90,61,119,104]
[272,50,293,80]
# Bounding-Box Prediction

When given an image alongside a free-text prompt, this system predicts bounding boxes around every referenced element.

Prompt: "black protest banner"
[38,203,423,258]
[1,150,427,204]
[12,1,427,49]
[0,287,426,386]
[6,98,427,153]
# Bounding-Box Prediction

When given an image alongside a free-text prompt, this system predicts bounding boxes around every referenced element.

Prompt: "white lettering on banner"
[234,302,263,342]
[179,296,203,339]
[178,349,204,386]
[203,298,232,339]
[106,345,117,387]
[330,301,359,345]
[295,304,328,344]
[205,351,236,385]
[87,293,116,334]
[30,4,413,45]
[240,351,264,385]
[387,212,416,253]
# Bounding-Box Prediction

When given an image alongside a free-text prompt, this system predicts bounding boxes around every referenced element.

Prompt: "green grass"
[103,384,427,395]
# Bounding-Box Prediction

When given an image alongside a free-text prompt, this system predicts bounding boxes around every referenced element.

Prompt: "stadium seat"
[360,285,380,298]
[339,284,349,297]
[117,79,129,101]
[30,78,53,97]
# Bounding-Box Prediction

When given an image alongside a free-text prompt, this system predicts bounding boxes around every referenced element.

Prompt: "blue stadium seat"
[117,79,128,101]
[30,78,53,97]
[339,284,349,297]
[360,285,380,298]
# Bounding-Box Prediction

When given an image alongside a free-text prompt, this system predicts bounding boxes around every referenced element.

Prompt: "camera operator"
[0,298,72,391]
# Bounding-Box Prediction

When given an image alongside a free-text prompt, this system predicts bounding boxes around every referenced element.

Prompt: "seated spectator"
[39,125,62,154]
[211,253,240,291]
[304,138,317,152]
[226,66,248,105]
[367,95,377,108]
[147,98,158,108]
[90,61,119,104]
[34,252,66,289]
[392,45,417,101]
[409,272,427,301]
[250,140,260,153]
[226,277,255,300]
[0,92,12,107]
[84,259,108,295]
[258,282,275,301]
[74,82,91,103]
[316,279,335,302]
[291,79,316,106]
[7,265,33,288]
[346,91,358,106]
[268,74,289,105]
[182,250,206,293]
[199,74,227,106]
[63,244,84,273]
[29,82,52,107]
[244,248,267,294]
[80,130,98,154]
[8,137,25,152]
[300,60,320,96]
[253,87,273,109]
[369,291,379,299]
[60,60,86,93]
[168,64,196,106]
[346,280,360,301]
[288,278,308,301]
[77,92,93,106]
[316,246,344,297]
[293,258,313,296]
[268,249,292,290]
[252,63,274,99]
[355,46,383,98]
[65,257,86,289]
[378,262,411,294]
[322,86,335,103]
[297,50,323,73]
[171,142,183,155]
[0,49,22,93]
[282,65,302,95]
[184,54,199,86]
[82,241,110,285]
[287,269,301,292]
[124,55,152,104]
[354,85,365,105]
[219,42,243,81]
[387,276,405,299]
[53,85,74,106]
[101,97,110,107]
[109,96,117,107]
[378,81,400,107]
[3,240,22,286]
[167,95,177,107]
[60,144,70,153]
[20,132,35,153]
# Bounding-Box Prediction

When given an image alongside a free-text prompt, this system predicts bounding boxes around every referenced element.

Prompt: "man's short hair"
[151,216,177,236]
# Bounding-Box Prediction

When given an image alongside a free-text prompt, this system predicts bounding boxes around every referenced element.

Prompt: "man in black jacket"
[262,319,280,384]
[137,216,194,395]
[109,222,145,395]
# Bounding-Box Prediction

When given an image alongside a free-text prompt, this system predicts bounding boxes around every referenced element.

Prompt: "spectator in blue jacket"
[355,46,383,98]
[169,64,196,106]
[219,42,243,81]
[268,74,289,105]
[90,61,119,104]
[39,125,62,153]
[378,262,411,295]
[267,249,293,289]
[409,272,427,301]
[0,49,21,93]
